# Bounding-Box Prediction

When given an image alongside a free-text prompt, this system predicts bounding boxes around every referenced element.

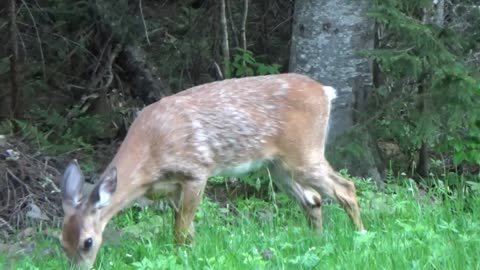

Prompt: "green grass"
[1,177,480,270]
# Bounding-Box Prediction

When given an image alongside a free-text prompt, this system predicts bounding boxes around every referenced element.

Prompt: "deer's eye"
[83,237,93,250]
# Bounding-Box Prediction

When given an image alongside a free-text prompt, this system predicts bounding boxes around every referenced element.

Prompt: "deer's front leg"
[174,179,207,245]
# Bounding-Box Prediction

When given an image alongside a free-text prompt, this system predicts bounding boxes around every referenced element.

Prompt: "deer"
[59,73,366,269]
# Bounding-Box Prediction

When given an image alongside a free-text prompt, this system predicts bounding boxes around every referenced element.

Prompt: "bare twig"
[92,34,113,76]
[6,168,32,193]
[267,15,292,35]
[113,72,125,96]
[19,0,46,81]
[139,0,151,46]
[0,216,13,232]
[50,27,97,58]
[0,21,8,30]
[104,45,122,90]
[16,26,28,63]
[88,43,122,92]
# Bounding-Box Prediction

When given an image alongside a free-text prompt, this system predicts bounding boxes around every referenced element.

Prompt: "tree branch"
[139,0,151,46]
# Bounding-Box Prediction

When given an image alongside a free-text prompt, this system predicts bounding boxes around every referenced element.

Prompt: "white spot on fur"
[272,79,289,96]
[212,159,266,177]
[192,120,202,129]
[151,181,179,196]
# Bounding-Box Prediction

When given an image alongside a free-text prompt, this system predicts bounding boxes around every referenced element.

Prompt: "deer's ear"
[88,166,117,210]
[61,160,85,212]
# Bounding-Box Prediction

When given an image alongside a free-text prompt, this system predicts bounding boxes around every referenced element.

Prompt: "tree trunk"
[416,0,445,180]
[0,2,11,119]
[7,0,22,120]
[289,0,383,187]
[220,0,230,78]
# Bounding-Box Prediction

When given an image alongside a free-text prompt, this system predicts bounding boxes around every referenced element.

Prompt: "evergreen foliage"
[364,0,480,177]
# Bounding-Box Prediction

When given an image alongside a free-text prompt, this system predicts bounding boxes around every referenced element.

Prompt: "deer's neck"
[99,153,156,228]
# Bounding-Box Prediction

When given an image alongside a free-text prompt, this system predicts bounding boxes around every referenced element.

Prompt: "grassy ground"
[1,176,479,270]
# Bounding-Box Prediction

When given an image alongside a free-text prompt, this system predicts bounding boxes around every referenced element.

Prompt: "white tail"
[59,73,365,269]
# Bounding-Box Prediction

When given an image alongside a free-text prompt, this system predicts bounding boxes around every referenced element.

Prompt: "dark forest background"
[0,0,479,234]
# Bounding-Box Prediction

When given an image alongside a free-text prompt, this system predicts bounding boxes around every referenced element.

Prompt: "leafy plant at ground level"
[227,48,281,78]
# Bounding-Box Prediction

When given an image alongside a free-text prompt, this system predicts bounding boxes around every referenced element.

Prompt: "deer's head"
[59,160,117,269]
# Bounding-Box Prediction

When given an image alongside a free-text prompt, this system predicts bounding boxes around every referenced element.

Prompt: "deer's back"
[129,73,330,173]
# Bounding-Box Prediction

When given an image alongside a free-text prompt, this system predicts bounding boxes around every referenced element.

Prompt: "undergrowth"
[1,174,479,270]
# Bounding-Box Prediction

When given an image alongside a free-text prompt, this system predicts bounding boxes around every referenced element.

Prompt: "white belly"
[212,160,266,177]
